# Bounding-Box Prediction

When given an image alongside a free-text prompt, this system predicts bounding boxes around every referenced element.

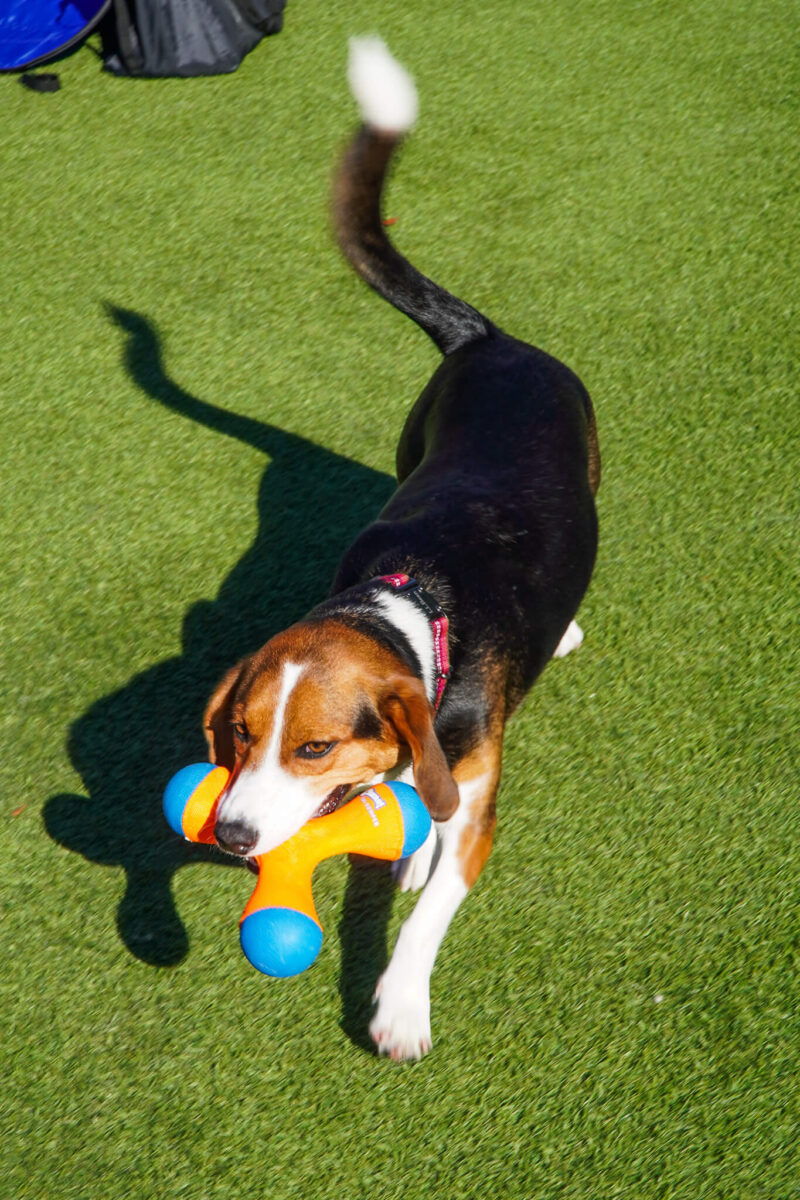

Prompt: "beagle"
[204,38,600,1060]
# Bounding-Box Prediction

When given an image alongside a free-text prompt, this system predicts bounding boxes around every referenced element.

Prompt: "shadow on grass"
[44,307,396,1051]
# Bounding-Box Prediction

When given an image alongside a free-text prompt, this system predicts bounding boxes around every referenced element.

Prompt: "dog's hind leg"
[552,619,584,658]
[394,822,437,892]
[370,742,500,1061]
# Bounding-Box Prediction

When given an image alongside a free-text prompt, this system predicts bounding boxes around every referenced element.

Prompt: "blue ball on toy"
[240,907,324,977]
[393,779,432,858]
[162,762,218,838]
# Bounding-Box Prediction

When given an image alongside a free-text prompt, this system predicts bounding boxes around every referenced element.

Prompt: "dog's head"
[204,620,457,856]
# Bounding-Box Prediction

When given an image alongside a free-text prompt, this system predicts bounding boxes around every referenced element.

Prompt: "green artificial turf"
[1,0,798,1196]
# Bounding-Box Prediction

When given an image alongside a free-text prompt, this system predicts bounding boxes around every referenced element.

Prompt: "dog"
[204,38,600,1060]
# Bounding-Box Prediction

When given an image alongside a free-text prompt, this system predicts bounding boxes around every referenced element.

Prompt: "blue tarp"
[0,0,109,71]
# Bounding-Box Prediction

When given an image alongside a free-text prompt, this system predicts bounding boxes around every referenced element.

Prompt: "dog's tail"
[334,38,492,356]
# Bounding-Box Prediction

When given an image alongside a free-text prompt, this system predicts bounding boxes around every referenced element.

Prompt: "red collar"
[377,573,451,710]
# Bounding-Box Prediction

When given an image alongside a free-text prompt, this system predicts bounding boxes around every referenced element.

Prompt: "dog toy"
[163,763,431,977]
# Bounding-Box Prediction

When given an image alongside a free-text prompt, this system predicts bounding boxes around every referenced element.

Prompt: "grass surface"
[1,0,798,1196]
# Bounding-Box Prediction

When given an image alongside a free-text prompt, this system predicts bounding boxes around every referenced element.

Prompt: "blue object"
[162,762,217,838]
[240,907,324,978]
[391,780,433,857]
[0,0,110,72]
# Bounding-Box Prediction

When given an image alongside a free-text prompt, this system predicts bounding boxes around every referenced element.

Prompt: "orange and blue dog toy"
[163,764,431,977]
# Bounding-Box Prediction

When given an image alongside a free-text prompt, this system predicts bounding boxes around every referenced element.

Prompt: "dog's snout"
[215,819,258,857]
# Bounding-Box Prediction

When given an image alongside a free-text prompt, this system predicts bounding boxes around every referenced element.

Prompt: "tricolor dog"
[205,39,600,1060]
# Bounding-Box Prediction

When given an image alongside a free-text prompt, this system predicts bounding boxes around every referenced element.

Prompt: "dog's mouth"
[242,783,352,874]
[313,782,352,819]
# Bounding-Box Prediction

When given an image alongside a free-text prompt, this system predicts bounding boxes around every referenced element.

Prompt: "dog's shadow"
[44,307,396,1052]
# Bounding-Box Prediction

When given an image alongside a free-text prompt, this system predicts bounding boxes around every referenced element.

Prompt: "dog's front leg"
[370,746,500,1061]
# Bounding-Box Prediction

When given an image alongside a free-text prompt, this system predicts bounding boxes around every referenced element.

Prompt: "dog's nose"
[215,819,258,857]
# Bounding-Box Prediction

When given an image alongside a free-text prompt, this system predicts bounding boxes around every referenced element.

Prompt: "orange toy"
[163,764,432,976]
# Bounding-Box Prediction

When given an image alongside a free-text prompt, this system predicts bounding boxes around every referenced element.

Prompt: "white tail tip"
[348,36,418,134]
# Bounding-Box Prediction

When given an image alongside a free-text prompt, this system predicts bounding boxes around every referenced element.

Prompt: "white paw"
[552,619,584,659]
[369,972,432,1061]
[392,825,436,892]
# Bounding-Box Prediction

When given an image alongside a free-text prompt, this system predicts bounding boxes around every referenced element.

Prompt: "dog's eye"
[296,741,335,759]
[232,721,250,745]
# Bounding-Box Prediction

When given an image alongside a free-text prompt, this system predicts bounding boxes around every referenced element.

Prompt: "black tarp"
[102,0,285,77]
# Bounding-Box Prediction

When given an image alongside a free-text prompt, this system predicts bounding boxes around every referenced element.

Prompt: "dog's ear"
[203,663,243,769]
[379,674,459,821]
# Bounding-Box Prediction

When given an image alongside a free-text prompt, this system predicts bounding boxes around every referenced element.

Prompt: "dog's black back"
[332,329,598,734]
